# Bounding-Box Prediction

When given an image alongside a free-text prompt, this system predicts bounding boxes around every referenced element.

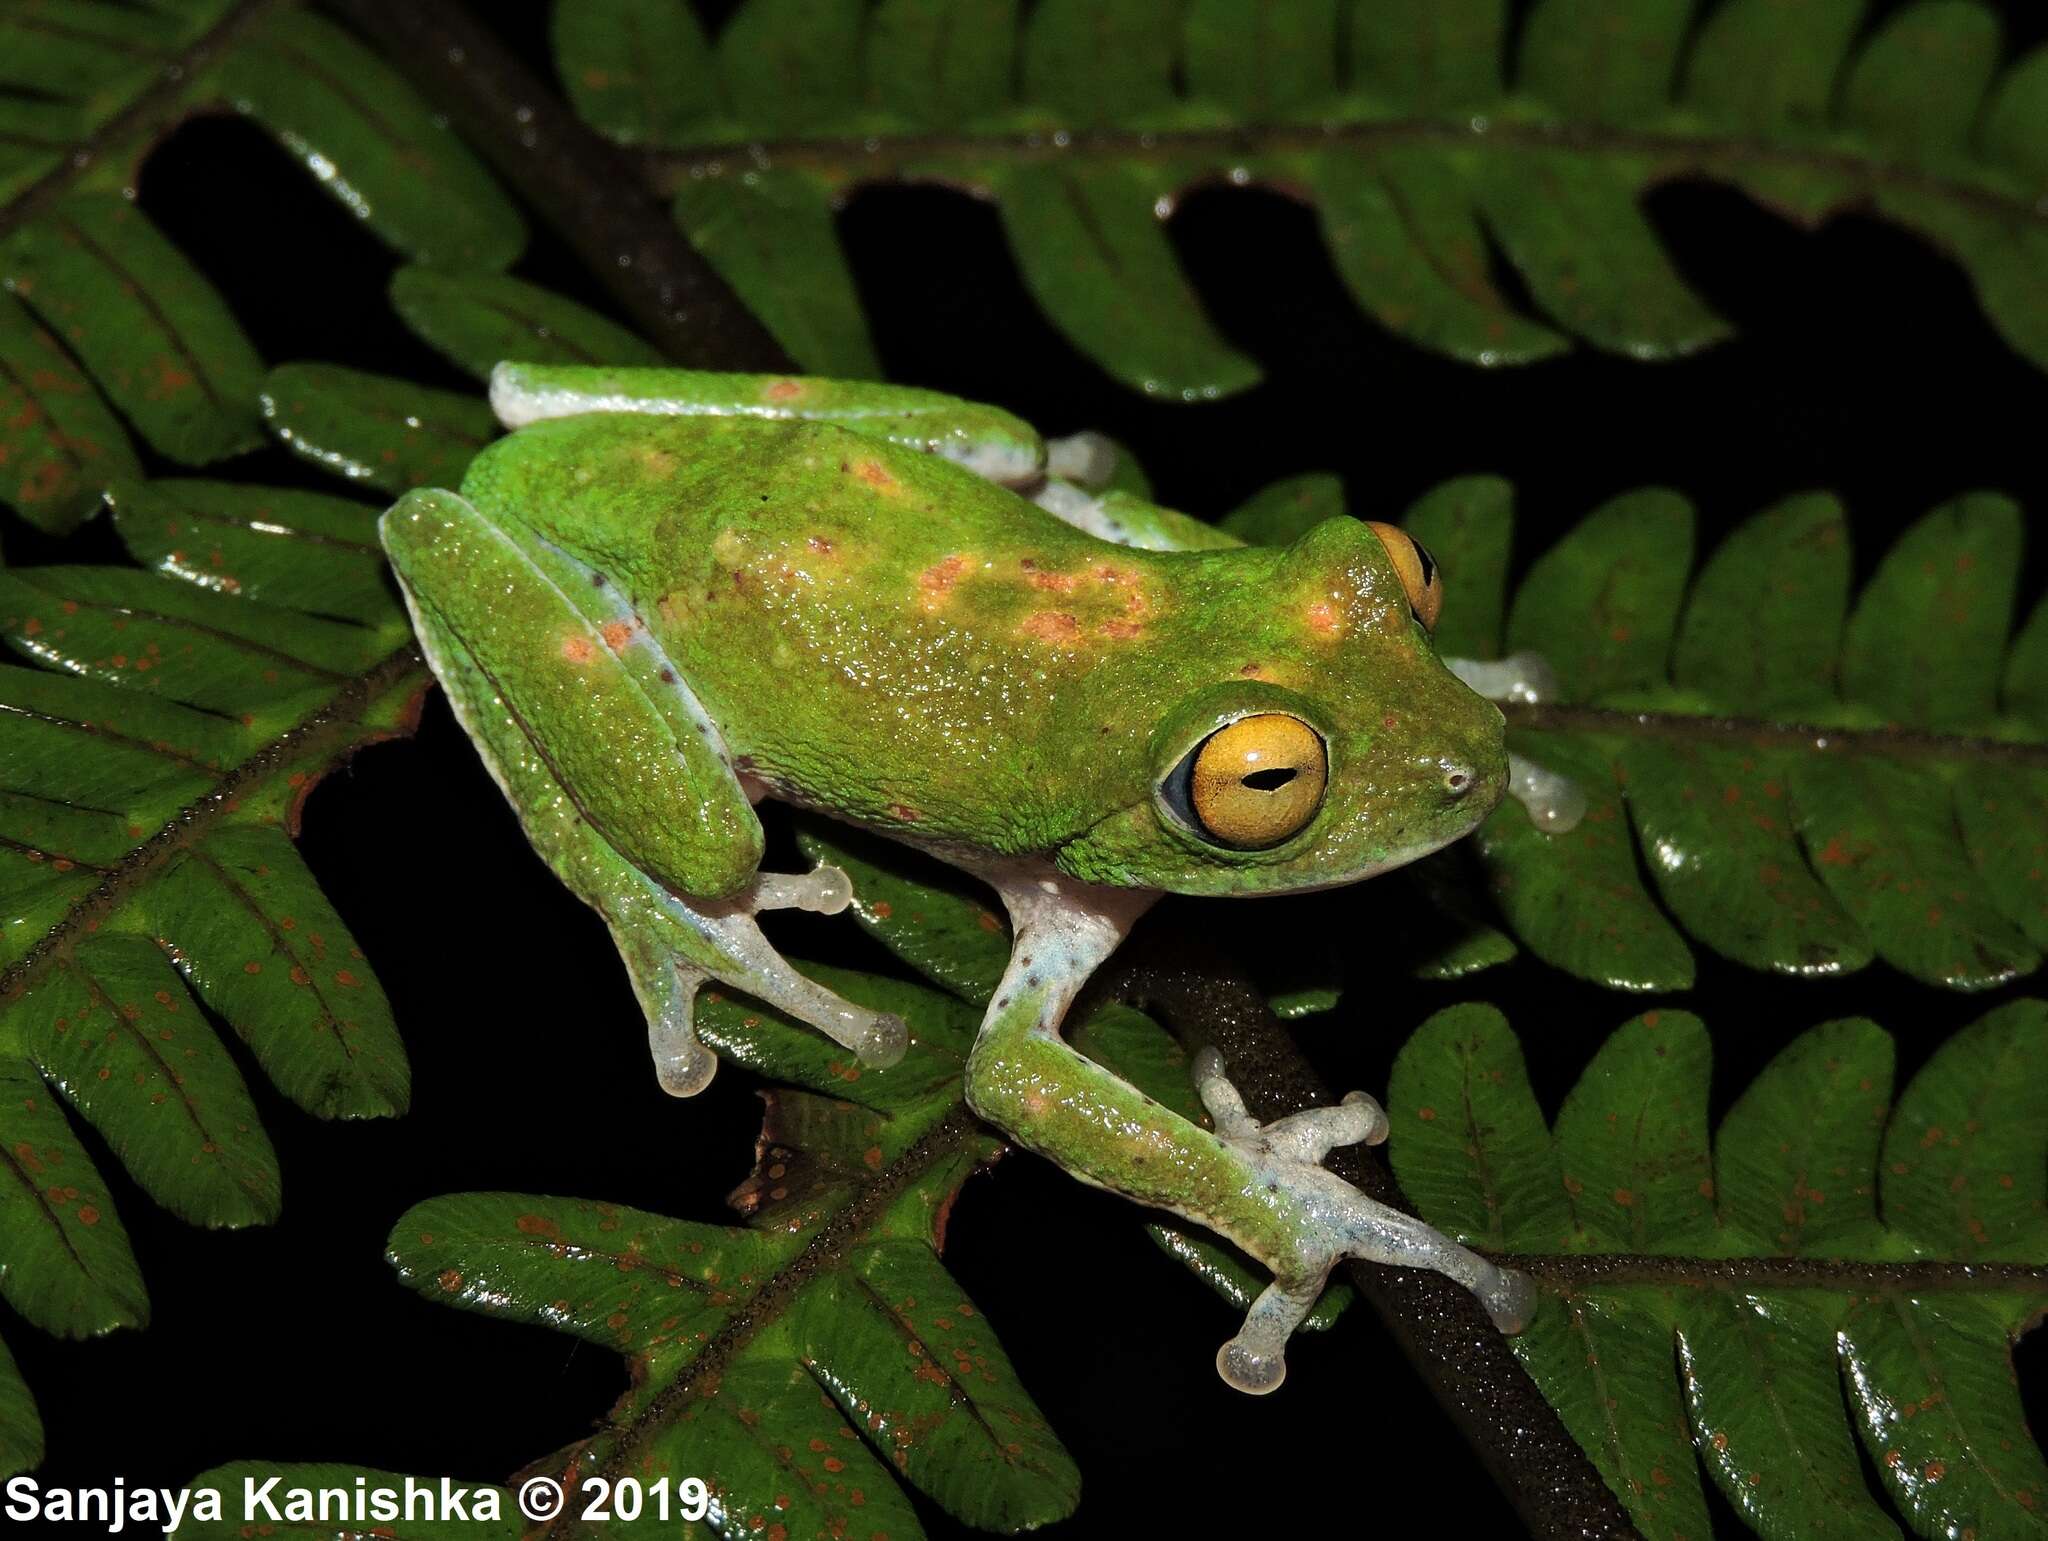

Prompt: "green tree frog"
[380,364,1571,1395]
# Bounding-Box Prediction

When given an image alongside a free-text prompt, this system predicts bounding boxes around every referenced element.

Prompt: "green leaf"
[1385,1004,1569,1251]
[1390,1002,2048,1540]
[1507,488,1694,700]
[552,0,722,147]
[1554,1009,1717,1250]
[258,364,498,495]
[1520,0,1692,127]
[22,932,279,1228]
[211,11,525,270]
[1881,1000,2048,1259]
[1198,472,2048,994]
[1217,471,1346,547]
[1669,491,1848,716]
[3,194,264,464]
[103,478,395,626]
[0,291,139,534]
[1403,473,1514,660]
[792,818,1009,1005]
[389,266,664,380]
[1183,0,1338,119]
[1022,0,1179,128]
[671,168,881,378]
[994,161,1261,400]
[1838,0,2001,158]
[0,1333,38,1479]
[718,0,866,137]
[1838,494,2020,732]
[868,0,1020,128]
[1475,731,1695,993]
[0,479,423,1455]
[0,1053,148,1338]
[1348,0,1505,113]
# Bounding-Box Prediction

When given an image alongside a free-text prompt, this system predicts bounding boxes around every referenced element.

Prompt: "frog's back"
[461,411,1098,578]
[457,412,1251,852]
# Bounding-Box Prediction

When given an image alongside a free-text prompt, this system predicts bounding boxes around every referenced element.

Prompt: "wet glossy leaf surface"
[0,459,422,1461]
[390,267,665,381]
[259,364,498,496]
[0,293,139,534]
[565,0,2048,397]
[1391,1001,2048,1541]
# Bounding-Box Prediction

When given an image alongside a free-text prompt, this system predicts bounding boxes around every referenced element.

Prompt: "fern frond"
[0,475,424,1474]
[0,1,524,533]
[552,0,2048,400]
[1389,1000,2048,1541]
[377,964,1082,1541]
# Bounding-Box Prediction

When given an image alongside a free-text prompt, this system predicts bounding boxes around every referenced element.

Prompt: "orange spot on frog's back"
[917,553,971,607]
[1304,599,1341,637]
[561,633,598,664]
[762,378,807,403]
[600,620,633,652]
[1021,611,1081,644]
[849,458,899,492]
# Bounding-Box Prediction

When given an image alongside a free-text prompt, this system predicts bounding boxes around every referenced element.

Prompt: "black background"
[11,1,2048,1535]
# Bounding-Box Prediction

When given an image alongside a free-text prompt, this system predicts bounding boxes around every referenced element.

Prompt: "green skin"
[382,364,1531,1395]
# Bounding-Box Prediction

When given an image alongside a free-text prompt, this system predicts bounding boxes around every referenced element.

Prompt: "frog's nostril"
[1443,764,1475,798]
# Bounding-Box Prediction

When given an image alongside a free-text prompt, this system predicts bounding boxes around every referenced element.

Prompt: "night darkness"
[11,2,2048,1535]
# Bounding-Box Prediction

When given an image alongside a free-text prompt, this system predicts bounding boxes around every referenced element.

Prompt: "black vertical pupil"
[1412,538,1437,589]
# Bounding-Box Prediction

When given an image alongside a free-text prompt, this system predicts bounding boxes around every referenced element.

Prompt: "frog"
[379,363,1577,1395]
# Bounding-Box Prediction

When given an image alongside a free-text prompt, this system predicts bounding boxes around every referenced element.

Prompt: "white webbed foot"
[1191,1048,1535,1394]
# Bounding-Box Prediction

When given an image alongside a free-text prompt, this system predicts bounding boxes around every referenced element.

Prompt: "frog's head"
[1054,516,1508,897]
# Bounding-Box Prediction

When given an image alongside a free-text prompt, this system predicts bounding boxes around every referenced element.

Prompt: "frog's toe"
[647,971,719,1098]
[1217,1335,1286,1395]
[751,864,854,915]
[855,1011,909,1069]
[1480,1264,1537,1335]
[1044,430,1119,490]
[1260,1091,1388,1163]
[1507,753,1587,834]
[1214,1275,1328,1395]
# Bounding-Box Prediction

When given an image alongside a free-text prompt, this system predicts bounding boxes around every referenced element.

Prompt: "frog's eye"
[1365,522,1442,632]
[1161,714,1328,850]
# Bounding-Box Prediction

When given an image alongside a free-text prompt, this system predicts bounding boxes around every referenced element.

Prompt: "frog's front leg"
[964,867,1532,1394]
